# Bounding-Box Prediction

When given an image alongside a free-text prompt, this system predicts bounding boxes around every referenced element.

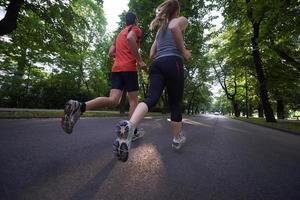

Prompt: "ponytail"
[149,0,180,30]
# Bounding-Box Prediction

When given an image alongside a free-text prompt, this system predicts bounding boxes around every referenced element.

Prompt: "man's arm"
[127,31,146,68]
[108,45,116,57]
[127,31,142,62]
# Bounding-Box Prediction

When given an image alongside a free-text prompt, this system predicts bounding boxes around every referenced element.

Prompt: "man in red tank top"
[111,22,143,72]
[61,12,146,139]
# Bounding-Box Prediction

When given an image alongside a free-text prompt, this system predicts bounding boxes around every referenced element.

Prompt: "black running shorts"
[111,71,139,92]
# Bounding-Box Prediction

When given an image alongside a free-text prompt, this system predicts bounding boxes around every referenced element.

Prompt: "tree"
[0,0,104,35]
[0,0,108,108]
[213,0,300,121]
[0,0,24,35]
[245,0,276,122]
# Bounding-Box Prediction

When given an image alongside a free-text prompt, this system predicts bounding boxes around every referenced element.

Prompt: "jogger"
[114,0,192,162]
[61,12,146,139]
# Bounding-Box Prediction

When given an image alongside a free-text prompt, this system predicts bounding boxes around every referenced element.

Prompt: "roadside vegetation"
[0,0,299,123]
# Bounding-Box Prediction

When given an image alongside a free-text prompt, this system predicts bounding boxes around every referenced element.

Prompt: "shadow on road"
[70,159,117,200]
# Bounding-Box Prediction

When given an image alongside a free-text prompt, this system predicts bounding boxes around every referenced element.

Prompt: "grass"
[0,110,165,119]
[235,117,300,134]
[0,110,126,119]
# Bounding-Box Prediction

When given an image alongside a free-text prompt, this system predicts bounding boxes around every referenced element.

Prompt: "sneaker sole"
[113,140,121,158]
[119,142,129,162]
[61,100,81,134]
[61,114,73,134]
[172,143,182,150]
[114,121,133,162]
[172,137,186,150]
[113,138,129,162]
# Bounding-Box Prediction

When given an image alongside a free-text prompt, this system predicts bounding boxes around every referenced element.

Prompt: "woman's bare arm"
[150,39,157,60]
[169,17,188,52]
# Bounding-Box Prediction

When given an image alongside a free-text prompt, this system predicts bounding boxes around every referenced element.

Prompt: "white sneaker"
[61,100,82,134]
[113,120,134,162]
[132,128,144,142]
[172,132,186,150]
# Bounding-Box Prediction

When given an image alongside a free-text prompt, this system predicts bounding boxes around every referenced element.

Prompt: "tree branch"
[272,45,300,72]
[0,0,24,36]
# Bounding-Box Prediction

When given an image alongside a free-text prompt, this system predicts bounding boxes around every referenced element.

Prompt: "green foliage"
[211,94,231,114]
[0,0,110,108]
[1,0,299,118]
[210,0,300,119]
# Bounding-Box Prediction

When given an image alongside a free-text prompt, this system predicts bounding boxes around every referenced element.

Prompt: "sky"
[103,0,129,33]
[0,6,4,20]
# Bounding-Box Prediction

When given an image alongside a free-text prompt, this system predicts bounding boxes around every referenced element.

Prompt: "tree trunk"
[251,23,276,122]
[249,104,254,117]
[0,0,24,35]
[191,103,195,115]
[276,99,285,119]
[233,100,240,117]
[195,107,199,115]
[245,67,249,118]
[187,100,192,115]
[258,103,264,118]
[187,90,196,115]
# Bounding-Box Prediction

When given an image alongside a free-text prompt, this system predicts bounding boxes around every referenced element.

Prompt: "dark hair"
[125,12,137,26]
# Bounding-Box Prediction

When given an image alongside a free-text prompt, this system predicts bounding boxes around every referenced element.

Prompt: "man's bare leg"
[61,89,123,134]
[86,89,123,110]
[127,91,138,117]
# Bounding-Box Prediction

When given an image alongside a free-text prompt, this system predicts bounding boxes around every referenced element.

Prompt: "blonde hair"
[149,0,180,30]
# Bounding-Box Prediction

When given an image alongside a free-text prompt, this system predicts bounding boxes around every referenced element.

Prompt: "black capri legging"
[143,56,184,122]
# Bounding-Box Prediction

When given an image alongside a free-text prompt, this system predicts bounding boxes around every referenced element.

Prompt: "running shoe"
[132,128,144,142]
[113,120,134,162]
[172,132,186,150]
[61,100,82,134]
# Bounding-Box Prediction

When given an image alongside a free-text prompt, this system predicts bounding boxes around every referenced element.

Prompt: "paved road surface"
[1,115,300,200]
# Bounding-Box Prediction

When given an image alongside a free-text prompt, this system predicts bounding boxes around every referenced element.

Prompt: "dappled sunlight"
[130,143,164,170]
[93,144,166,199]
[22,144,167,200]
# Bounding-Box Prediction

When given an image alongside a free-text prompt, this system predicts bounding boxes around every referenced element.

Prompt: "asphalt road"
[1,115,300,200]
